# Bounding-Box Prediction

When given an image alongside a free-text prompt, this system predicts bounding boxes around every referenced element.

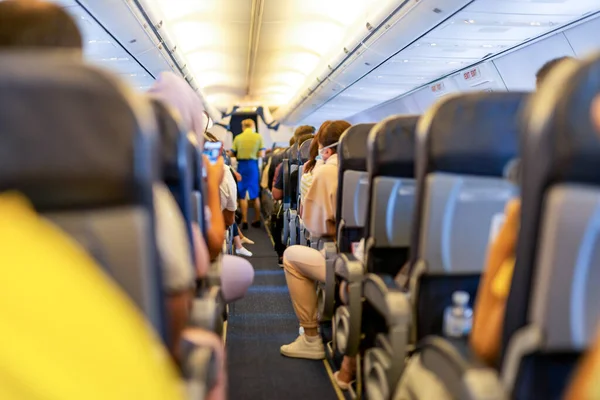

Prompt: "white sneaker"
[235,247,253,257]
[333,371,354,391]
[241,237,255,245]
[280,335,325,360]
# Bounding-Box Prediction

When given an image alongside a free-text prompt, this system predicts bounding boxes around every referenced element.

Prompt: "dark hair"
[204,131,219,142]
[294,125,315,138]
[319,120,351,152]
[296,133,313,147]
[0,0,82,50]
[536,56,574,88]
[304,120,332,173]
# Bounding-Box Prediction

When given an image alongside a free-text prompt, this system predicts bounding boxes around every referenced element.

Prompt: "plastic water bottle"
[443,291,473,338]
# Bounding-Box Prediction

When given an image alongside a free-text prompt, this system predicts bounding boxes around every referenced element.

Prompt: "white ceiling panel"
[298,0,600,125]
[564,16,600,57]
[49,2,158,91]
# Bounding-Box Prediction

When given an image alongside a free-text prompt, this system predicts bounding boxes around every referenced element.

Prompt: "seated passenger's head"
[536,56,575,89]
[294,125,315,139]
[242,119,256,132]
[318,120,351,162]
[311,121,331,157]
[289,136,297,146]
[0,0,82,52]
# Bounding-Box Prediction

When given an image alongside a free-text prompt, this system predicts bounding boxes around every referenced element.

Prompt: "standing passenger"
[231,119,265,229]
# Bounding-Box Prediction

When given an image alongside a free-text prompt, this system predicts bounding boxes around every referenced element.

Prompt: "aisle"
[226,215,339,399]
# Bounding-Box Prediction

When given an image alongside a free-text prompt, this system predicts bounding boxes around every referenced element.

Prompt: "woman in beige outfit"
[279,120,356,389]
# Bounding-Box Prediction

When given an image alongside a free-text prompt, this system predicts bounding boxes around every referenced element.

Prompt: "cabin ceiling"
[29,0,600,124]
[141,0,394,110]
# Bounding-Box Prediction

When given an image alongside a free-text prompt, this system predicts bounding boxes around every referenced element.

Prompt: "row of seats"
[262,53,600,399]
[0,53,226,399]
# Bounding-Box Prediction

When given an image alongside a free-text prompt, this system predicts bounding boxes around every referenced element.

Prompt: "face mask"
[318,141,339,158]
[315,154,323,161]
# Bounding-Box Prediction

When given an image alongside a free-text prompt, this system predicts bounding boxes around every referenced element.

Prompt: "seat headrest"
[289,142,300,162]
[279,147,291,162]
[418,92,527,177]
[368,115,419,178]
[299,139,312,163]
[0,53,158,211]
[339,123,375,172]
[527,53,600,185]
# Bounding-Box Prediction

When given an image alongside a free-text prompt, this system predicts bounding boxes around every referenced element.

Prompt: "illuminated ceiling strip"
[246,0,265,95]
[279,0,413,122]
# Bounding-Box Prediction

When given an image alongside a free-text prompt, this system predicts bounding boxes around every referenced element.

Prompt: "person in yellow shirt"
[0,192,183,400]
[231,119,265,229]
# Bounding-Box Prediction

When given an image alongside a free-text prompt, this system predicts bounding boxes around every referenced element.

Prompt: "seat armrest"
[334,253,364,283]
[181,342,217,400]
[289,209,298,245]
[190,286,224,336]
[333,253,365,356]
[363,273,412,399]
[416,336,506,400]
[203,257,222,287]
[317,240,338,321]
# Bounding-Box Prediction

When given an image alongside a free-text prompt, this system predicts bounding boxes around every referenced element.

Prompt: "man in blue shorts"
[231,119,265,229]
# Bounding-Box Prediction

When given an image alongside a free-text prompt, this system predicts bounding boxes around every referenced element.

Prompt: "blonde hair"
[241,119,255,130]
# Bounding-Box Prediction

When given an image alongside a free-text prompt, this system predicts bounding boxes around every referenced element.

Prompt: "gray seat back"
[299,139,312,163]
[500,54,600,400]
[419,173,516,274]
[530,185,600,350]
[409,92,525,341]
[336,123,375,252]
[366,115,419,276]
[370,177,415,248]
[411,92,525,275]
[340,170,369,228]
[0,53,166,340]
[504,54,600,355]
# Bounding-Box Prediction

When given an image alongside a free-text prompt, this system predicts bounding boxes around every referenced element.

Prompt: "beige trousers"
[282,245,326,329]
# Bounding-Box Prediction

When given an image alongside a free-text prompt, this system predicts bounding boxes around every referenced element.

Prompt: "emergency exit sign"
[463,67,481,81]
[430,81,445,93]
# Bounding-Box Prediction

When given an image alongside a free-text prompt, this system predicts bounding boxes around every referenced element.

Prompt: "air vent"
[433,8,442,13]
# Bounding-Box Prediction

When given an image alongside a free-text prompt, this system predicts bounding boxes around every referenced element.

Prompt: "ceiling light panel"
[296,0,600,125]
[249,0,399,107]
[141,0,252,109]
